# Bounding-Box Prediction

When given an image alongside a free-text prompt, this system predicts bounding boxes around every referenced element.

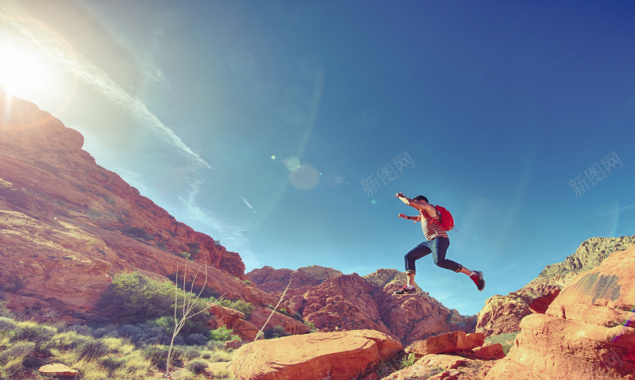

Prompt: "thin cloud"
[238,194,258,214]
[0,0,210,169]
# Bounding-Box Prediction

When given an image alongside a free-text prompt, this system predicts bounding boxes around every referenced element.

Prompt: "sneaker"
[470,271,485,291]
[394,285,416,295]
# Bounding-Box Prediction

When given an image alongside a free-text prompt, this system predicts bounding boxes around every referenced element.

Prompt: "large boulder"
[477,235,635,337]
[230,330,402,380]
[486,244,635,379]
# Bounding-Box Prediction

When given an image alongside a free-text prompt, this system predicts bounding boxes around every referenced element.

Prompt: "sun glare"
[0,41,51,98]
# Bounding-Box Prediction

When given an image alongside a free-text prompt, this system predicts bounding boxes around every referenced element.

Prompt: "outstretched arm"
[398,213,421,223]
[395,193,438,218]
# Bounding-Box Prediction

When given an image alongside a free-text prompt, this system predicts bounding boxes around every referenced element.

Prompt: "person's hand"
[398,213,407,219]
[395,192,405,198]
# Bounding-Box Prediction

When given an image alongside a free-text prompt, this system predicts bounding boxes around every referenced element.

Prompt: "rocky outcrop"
[230,330,402,380]
[247,265,343,294]
[257,267,477,346]
[0,93,280,324]
[486,244,635,379]
[405,331,504,360]
[384,354,495,380]
[477,235,635,336]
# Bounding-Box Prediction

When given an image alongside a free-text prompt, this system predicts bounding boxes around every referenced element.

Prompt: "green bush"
[185,358,209,374]
[0,317,16,332]
[264,325,288,339]
[98,272,209,325]
[48,331,91,350]
[77,340,110,361]
[100,354,125,375]
[401,352,416,368]
[182,346,201,360]
[143,345,183,370]
[208,297,254,320]
[209,326,238,342]
[0,341,35,364]
[10,323,56,349]
[120,226,154,241]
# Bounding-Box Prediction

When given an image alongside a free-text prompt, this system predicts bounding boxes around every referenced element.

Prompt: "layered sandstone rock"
[477,235,635,336]
[247,265,343,294]
[0,93,280,326]
[405,331,503,361]
[231,330,402,380]
[486,244,635,379]
[383,354,495,380]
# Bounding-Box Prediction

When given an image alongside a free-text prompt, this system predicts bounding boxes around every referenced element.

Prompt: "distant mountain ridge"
[248,266,477,345]
[526,235,635,288]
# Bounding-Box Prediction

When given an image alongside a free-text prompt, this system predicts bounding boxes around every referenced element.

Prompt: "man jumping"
[393,193,485,294]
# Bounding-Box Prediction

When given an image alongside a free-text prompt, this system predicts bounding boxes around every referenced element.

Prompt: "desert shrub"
[208,363,233,379]
[111,351,155,379]
[185,333,208,346]
[209,326,238,342]
[10,322,56,349]
[146,317,210,345]
[98,272,176,323]
[143,344,183,370]
[64,324,94,336]
[203,348,233,362]
[182,346,201,360]
[264,325,288,339]
[100,354,125,375]
[172,369,196,380]
[0,303,14,319]
[401,352,416,368]
[0,317,16,332]
[208,297,254,319]
[113,323,171,346]
[0,341,35,375]
[48,331,91,350]
[485,331,520,356]
[0,341,35,364]
[77,339,110,361]
[100,336,134,354]
[120,226,154,241]
[98,272,210,328]
[186,358,210,374]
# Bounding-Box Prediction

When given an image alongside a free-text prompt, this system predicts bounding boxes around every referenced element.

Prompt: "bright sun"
[0,41,51,98]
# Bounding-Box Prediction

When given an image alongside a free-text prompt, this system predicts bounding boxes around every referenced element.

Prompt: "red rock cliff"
[0,93,277,321]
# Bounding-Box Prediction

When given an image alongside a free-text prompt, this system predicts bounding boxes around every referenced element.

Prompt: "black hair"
[413,195,428,203]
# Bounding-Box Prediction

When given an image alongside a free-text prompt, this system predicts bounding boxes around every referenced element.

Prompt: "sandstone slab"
[231,330,402,380]
[405,331,472,356]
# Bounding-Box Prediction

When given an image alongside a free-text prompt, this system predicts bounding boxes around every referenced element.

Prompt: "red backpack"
[434,206,454,231]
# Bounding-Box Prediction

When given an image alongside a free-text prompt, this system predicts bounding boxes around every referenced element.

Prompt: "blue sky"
[1,0,634,315]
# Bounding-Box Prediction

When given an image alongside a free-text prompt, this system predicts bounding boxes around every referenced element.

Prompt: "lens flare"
[290,164,320,190]
[283,156,301,171]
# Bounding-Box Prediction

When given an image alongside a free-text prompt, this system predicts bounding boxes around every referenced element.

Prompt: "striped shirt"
[420,207,449,240]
